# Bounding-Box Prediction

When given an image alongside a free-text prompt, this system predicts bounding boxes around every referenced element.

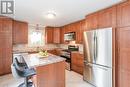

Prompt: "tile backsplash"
[13,44,59,52]
[13,43,83,52]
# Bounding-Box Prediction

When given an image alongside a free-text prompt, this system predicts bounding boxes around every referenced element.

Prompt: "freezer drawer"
[83,63,112,87]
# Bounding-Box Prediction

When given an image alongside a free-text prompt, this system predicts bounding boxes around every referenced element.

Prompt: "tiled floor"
[0,70,93,87]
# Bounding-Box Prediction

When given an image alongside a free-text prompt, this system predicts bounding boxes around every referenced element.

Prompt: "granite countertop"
[22,53,66,68]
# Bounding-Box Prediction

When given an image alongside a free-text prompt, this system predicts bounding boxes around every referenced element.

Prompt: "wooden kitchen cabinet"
[75,21,82,44]
[47,49,61,56]
[116,26,130,87]
[45,27,54,44]
[71,52,84,75]
[47,49,56,55]
[0,17,12,75]
[53,27,60,44]
[76,20,86,44]
[98,6,117,28]
[31,59,65,87]
[60,19,86,44]
[117,1,130,27]
[85,12,98,30]
[13,20,28,44]
[45,27,60,44]
[60,27,65,44]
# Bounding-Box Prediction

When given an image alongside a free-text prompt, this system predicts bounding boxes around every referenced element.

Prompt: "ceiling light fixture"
[46,11,56,19]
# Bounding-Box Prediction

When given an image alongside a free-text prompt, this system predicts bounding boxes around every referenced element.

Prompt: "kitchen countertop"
[22,53,66,68]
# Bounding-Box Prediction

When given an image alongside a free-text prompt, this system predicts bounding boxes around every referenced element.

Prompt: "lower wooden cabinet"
[47,49,62,56]
[71,52,84,75]
[32,61,65,87]
[47,49,57,55]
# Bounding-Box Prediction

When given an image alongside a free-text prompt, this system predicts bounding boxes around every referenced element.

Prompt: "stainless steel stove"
[60,45,79,70]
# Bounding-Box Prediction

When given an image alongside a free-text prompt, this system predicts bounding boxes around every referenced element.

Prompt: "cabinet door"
[13,21,28,44]
[116,27,130,87]
[60,27,66,44]
[71,52,84,75]
[48,50,56,55]
[21,22,28,43]
[53,28,60,44]
[2,18,12,74]
[76,54,84,67]
[71,53,77,65]
[45,27,54,44]
[117,1,130,27]
[0,17,4,75]
[75,21,82,44]
[86,13,98,30]
[80,20,86,42]
[98,6,116,28]
[0,18,12,75]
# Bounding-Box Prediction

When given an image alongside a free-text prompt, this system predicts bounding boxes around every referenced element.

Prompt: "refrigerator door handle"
[94,32,96,62]
[95,35,98,59]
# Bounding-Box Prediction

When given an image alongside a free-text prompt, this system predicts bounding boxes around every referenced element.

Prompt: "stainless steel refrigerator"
[83,28,112,87]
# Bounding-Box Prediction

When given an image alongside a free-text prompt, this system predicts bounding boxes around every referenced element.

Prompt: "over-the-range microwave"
[64,32,76,41]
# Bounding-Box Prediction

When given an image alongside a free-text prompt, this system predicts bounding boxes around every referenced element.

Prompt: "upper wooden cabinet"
[0,17,12,75]
[60,20,86,44]
[86,6,116,29]
[53,27,60,44]
[117,1,130,27]
[85,12,98,30]
[75,20,85,44]
[45,27,54,44]
[60,27,65,44]
[45,27,60,44]
[13,20,28,44]
[98,6,117,28]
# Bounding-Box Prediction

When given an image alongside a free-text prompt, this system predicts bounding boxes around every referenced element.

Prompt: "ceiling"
[13,0,123,27]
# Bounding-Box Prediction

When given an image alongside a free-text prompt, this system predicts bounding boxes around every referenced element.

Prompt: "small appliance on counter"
[60,45,79,71]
